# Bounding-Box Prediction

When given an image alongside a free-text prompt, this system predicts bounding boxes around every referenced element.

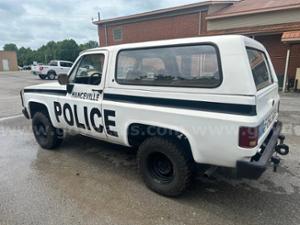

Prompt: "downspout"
[104,24,108,46]
[282,45,291,93]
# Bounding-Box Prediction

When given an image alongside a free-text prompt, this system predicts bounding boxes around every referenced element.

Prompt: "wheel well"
[128,123,194,161]
[29,102,49,118]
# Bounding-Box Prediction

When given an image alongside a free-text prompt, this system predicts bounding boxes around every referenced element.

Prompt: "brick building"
[0,51,18,72]
[93,0,300,87]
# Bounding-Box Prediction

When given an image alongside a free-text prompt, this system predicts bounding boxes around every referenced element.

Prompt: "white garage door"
[2,59,10,71]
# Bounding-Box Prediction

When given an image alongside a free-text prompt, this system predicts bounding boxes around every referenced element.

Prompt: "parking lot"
[0,71,300,225]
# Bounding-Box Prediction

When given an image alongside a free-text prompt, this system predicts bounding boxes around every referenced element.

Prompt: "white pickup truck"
[20,35,289,196]
[33,60,73,80]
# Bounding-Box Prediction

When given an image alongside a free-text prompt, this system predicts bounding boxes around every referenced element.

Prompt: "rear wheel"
[137,136,193,197]
[32,112,63,149]
[47,71,56,80]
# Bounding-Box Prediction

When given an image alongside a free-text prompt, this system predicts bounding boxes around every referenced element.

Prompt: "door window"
[60,62,73,67]
[70,54,104,85]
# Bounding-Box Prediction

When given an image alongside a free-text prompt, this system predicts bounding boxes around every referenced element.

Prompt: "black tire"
[47,71,56,80]
[32,112,63,149]
[137,136,193,197]
[39,74,47,80]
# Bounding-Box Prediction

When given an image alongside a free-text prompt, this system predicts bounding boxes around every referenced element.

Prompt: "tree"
[79,40,99,51]
[3,43,18,52]
[56,39,80,62]
[18,47,34,66]
[3,39,98,65]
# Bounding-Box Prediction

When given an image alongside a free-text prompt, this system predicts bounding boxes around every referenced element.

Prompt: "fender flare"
[125,121,198,162]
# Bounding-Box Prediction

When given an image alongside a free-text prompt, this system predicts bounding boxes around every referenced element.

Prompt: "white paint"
[22,35,280,168]
[282,47,291,93]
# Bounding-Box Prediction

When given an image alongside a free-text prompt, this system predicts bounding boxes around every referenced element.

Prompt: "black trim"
[103,93,257,116]
[114,42,223,89]
[24,89,67,96]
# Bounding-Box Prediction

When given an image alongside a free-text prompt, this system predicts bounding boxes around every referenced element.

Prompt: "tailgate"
[256,84,279,139]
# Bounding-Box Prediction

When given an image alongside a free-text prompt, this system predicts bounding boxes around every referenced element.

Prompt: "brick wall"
[256,34,300,79]
[99,12,206,46]
[97,15,300,80]
[0,51,18,72]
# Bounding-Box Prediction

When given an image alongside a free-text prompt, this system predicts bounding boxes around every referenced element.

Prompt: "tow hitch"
[275,135,289,156]
[237,121,289,179]
[272,135,289,172]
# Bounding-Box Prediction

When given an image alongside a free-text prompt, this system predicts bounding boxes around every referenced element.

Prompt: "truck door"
[60,62,73,74]
[55,51,108,141]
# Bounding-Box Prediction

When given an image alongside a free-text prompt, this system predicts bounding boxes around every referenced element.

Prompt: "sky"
[0,0,204,50]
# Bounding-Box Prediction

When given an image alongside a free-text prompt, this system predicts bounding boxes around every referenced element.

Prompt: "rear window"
[247,48,273,91]
[49,61,58,66]
[116,44,222,88]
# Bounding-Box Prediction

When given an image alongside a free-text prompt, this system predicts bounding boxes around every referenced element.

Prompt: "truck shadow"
[33,134,300,225]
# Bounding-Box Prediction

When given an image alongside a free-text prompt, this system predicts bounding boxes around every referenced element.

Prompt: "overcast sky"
[0,0,204,50]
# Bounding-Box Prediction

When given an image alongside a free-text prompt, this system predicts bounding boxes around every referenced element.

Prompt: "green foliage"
[79,40,99,51]
[3,43,18,52]
[2,40,99,66]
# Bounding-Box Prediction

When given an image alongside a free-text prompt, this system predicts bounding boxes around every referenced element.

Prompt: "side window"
[247,48,273,91]
[49,61,58,66]
[60,62,73,67]
[116,45,221,88]
[70,54,104,85]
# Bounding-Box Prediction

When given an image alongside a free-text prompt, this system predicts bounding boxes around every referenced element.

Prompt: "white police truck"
[20,35,289,196]
[33,60,73,80]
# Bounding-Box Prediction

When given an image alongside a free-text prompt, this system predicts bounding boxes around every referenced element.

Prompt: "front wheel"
[39,74,47,80]
[137,136,193,197]
[32,112,63,149]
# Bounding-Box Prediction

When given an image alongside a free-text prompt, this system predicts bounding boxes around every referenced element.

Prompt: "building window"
[113,27,123,41]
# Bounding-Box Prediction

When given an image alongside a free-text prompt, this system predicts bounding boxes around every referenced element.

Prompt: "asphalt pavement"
[0,72,299,225]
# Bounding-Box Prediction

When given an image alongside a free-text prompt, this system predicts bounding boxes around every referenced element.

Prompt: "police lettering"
[71,91,100,101]
[54,102,118,137]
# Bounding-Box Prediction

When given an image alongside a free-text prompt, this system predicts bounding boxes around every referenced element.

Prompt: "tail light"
[239,126,258,148]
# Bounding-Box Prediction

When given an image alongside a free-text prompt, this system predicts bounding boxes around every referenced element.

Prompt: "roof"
[93,1,238,25]
[85,35,264,53]
[282,31,300,43]
[207,0,300,19]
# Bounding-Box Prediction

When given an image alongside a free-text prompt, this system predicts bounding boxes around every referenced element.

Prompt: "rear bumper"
[236,121,287,179]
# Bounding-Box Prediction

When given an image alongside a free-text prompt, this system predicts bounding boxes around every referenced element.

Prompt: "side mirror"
[58,74,69,85]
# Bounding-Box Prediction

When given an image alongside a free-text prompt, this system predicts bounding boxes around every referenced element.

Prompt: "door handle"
[92,89,103,94]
